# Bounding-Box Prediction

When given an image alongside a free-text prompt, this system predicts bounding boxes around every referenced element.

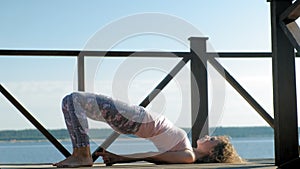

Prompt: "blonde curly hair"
[197,136,245,163]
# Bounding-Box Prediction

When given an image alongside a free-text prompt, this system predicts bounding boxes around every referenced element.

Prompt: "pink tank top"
[135,111,192,152]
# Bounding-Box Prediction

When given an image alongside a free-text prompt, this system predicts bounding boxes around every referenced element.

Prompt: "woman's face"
[196,135,220,156]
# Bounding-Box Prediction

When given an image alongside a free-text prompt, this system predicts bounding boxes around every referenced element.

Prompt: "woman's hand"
[96,150,124,165]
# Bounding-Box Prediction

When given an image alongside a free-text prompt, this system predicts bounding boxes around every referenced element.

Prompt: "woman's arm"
[96,149,195,165]
[145,149,196,164]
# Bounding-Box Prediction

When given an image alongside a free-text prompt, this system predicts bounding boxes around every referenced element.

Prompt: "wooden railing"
[0,38,299,165]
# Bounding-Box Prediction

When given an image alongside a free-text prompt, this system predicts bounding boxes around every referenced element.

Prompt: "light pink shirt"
[135,112,192,152]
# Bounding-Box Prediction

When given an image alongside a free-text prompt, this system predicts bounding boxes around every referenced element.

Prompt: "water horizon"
[0,126,280,164]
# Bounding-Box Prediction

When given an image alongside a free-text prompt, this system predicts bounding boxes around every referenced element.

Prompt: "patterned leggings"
[62,92,146,148]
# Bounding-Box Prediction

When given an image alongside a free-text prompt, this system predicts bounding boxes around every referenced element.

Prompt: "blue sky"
[0,0,299,131]
[0,0,271,51]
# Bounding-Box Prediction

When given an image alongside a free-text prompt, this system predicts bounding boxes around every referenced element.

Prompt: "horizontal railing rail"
[0,49,190,58]
[0,50,274,58]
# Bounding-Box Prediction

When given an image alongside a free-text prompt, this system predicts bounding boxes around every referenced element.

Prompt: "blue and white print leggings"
[61,92,146,148]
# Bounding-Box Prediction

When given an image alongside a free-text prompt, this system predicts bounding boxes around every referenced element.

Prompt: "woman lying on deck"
[53,92,243,168]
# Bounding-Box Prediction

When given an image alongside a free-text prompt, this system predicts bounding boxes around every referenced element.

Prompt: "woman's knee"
[62,92,81,112]
[62,94,71,106]
[62,92,82,103]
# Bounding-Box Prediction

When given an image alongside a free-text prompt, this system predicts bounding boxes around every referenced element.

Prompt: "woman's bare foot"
[53,147,93,168]
[53,155,93,168]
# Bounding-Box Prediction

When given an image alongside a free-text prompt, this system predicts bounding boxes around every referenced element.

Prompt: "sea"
[0,133,277,164]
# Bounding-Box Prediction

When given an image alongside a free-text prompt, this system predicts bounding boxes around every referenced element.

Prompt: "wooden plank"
[0,159,276,169]
[270,0,299,166]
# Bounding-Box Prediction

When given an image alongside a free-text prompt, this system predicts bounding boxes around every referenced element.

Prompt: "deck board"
[0,159,276,169]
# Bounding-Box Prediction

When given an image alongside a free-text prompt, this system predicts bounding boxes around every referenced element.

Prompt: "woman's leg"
[62,93,90,148]
[54,92,95,167]
[55,91,146,167]
[93,94,145,134]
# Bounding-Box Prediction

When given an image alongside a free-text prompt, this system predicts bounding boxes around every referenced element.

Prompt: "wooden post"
[189,37,209,147]
[77,54,85,91]
[270,0,299,166]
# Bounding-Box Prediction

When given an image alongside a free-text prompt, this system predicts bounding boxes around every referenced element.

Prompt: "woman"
[53,92,243,168]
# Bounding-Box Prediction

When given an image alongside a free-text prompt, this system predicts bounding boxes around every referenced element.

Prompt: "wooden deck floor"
[0,159,276,169]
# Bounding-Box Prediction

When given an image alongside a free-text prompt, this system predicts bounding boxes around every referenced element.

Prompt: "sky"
[0,0,299,131]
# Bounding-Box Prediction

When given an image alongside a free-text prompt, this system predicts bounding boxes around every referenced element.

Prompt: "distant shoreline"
[0,126,286,142]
